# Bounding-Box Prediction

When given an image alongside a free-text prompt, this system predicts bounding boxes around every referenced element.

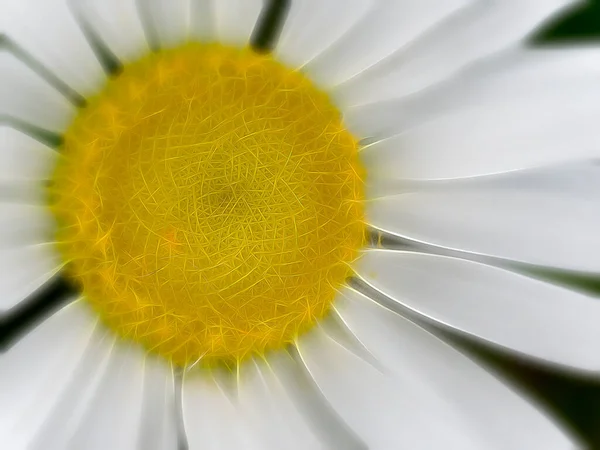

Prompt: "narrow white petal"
[12,316,177,450]
[64,344,146,450]
[0,301,97,448]
[338,0,579,106]
[275,0,370,70]
[182,374,262,450]
[368,162,600,272]
[304,0,470,87]
[356,250,600,371]
[137,357,178,450]
[143,0,190,48]
[74,0,149,62]
[0,51,76,132]
[334,287,577,449]
[237,358,322,449]
[353,47,600,179]
[215,0,262,47]
[0,245,61,310]
[26,328,117,450]
[3,0,106,94]
[296,325,481,450]
[0,204,53,248]
[190,0,215,41]
[0,128,56,183]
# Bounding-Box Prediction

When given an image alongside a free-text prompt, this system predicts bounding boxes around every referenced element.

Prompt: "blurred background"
[461,2,600,446]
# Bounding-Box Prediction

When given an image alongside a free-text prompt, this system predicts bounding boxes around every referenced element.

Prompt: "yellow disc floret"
[49,43,365,368]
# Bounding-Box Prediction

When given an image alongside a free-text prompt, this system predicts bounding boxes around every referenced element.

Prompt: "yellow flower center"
[49,43,365,368]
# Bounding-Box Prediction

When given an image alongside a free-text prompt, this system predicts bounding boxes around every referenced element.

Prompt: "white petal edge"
[302,0,471,88]
[0,51,76,132]
[190,0,215,41]
[1,300,178,450]
[136,357,178,450]
[356,250,600,372]
[2,0,106,94]
[215,0,263,47]
[0,128,56,183]
[368,162,600,272]
[275,0,371,70]
[182,373,263,450]
[332,286,578,449]
[0,244,62,310]
[73,0,149,62]
[336,0,580,106]
[236,358,323,450]
[296,323,483,449]
[142,0,191,49]
[351,46,600,180]
[0,300,98,449]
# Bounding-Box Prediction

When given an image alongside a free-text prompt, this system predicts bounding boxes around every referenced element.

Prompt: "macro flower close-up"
[2,0,600,448]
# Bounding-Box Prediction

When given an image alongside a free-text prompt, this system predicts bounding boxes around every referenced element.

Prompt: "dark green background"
[456,2,600,447]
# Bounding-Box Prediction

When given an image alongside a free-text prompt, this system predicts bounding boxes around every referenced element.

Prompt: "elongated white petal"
[190,0,215,41]
[337,0,579,105]
[1,300,177,449]
[0,301,98,448]
[275,0,370,69]
[0,128,56,183]
[304,0,470,87]
[74,0,149,62]
[333,287,577,449]
[0,204,53,248]
[136,358,178,450]
[352,47,600,179]
[142,0,190,48]
[0,245,61,310]
[182,374,262,450]
[296,325,481,449]
[215,0,262,46]
[0,51,76,132]
[356,250,600,371]
[65,344,146,450]
[368,162,600,272]
[237,358,322,449]
[2,0,105,94]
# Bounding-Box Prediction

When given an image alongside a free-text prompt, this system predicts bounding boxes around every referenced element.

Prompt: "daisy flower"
[0,0,596,448]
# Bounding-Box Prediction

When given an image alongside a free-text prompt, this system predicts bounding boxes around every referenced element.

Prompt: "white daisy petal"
[275,0,371,69]
[73,0,149,62]
[334,287,577,449]
[0,51,77,132]
[296,324,482,450]
[215,0,263,47]
[190,0,215,41]
[0,128,56,183]
[337,0,579,106]
[302,0,470,87]
[0,204,53,248]
[137,358,178,450]
[63,344,146,450]
[182,374,262,450]
[26,330,117,450]
[368,162,600,272]
[142,0,190,49]
[356,250,600,371]
[351,47,600,179]
[237,358,322,450]
[0,301,97,448]
[0,245,61,311]
[2,0,105,94]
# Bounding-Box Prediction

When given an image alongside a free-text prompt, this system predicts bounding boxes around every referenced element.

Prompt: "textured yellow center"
[50,43,365,368]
